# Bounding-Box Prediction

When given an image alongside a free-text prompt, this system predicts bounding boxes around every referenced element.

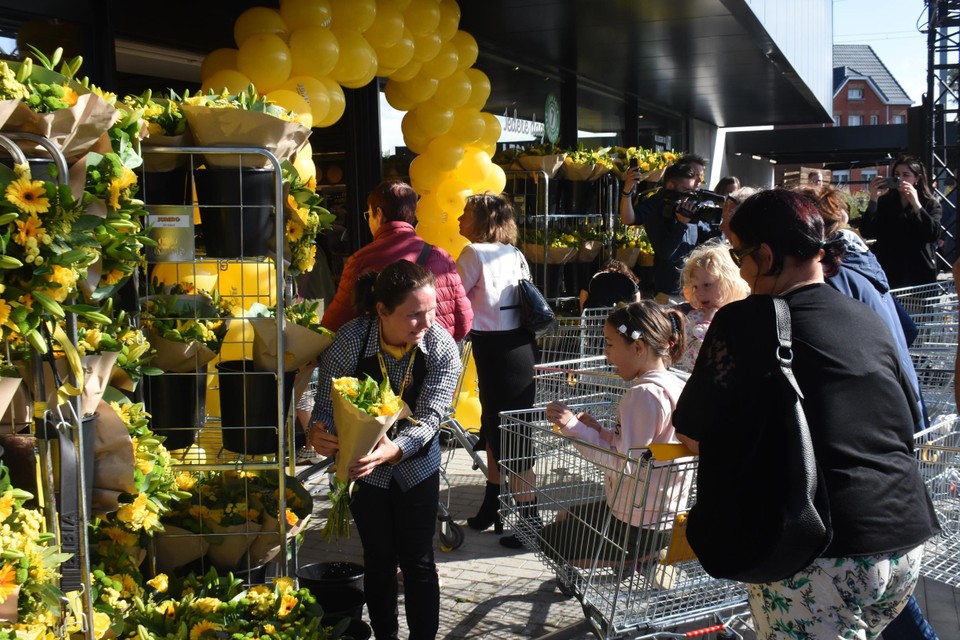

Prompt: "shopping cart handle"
[684,624,727,637]
[648,443,696,461]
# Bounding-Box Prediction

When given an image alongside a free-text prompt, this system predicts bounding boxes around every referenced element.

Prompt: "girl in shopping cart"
[543,301,689,565]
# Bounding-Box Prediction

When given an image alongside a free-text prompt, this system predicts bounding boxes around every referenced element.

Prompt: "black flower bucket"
[216,360,296,455]
[193,168,275,258]
[142,368,207,451]
[137,167,191,206]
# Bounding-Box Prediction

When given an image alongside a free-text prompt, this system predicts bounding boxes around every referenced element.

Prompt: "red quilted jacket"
[321,222,473,341]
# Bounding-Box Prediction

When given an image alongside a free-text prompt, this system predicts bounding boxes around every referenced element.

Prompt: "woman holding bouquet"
[308,259,461,640]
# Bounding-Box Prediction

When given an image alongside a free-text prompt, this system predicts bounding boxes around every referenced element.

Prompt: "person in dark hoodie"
[796,186,938,640]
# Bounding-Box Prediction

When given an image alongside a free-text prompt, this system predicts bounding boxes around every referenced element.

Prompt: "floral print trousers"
[747,544,924,640]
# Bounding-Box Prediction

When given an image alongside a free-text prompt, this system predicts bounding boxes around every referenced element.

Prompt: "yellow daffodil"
[333,376,360,399]
[107,166,138,210]
[274,576,295,595]
[42,265,79,302]
[6,177,49,215]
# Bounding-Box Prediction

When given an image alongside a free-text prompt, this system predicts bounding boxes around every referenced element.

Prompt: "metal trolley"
[498,407,747,639]
[915,419,960,587]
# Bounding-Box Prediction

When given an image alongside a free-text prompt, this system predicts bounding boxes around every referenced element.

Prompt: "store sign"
[544,93,560,144]
[502,107,545,140]
[146,206,195,262]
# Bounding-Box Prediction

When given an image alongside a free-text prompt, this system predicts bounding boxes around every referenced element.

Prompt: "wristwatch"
[621,191,632,197]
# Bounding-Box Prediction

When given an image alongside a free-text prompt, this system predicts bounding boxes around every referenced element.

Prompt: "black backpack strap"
[416,242,433,266]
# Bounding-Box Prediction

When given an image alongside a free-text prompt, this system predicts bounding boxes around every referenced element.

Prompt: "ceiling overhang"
[726,125,910,166]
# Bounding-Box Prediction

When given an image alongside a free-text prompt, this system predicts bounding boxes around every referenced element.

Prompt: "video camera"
[661,189,726,225]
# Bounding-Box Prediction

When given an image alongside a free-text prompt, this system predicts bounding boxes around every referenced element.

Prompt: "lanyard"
[376,344,417,400]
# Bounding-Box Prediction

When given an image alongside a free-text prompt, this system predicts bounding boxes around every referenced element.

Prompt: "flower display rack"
[136,146,300,582]
[508,170,618,305]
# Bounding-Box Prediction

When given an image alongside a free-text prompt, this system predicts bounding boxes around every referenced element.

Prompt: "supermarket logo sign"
[502,107,545,141]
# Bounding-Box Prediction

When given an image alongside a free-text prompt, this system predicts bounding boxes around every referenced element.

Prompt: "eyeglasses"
[729,245,758,267]
[362,209,371,221]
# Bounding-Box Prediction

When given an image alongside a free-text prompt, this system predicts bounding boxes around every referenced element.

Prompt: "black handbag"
[509,247,557,338]
[685,296,832,584]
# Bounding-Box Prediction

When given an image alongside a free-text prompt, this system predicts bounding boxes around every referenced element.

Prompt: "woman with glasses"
[321,180,473,342]
[674,188,939,639]
[861,155,943,288]
[456,192,539,549]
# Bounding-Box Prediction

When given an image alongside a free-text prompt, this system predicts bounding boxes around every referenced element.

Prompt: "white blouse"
[456,242,527,332]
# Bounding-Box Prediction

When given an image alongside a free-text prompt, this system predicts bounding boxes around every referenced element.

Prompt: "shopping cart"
[915,419,960,587]
[498,407,747,639]
[892,280,957,318]
[538,307,615,366]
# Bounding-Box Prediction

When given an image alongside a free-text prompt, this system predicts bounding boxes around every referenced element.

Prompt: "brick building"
[775,44,914,192]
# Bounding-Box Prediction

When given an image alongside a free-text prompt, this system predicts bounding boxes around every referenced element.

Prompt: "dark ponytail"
[606,301,687,366]
[353,259,437,316]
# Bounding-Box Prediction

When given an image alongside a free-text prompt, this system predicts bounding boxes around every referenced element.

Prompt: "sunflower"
[0,562,18,604]
[5,176,50,215]
[285,219,304,243]
[13,214,46,246]
[0,299,11,330]
[189,620,221,640]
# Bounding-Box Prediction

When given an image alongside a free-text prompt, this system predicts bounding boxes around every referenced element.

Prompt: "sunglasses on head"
[729,245,758,267]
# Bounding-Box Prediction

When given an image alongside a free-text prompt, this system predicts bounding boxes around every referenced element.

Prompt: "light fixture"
[751,155,762,161]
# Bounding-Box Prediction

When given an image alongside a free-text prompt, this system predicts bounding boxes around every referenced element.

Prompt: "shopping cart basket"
[499,407,747,639]
[538,307,615,366]
[892,280,957,318]
[915,419,960,587]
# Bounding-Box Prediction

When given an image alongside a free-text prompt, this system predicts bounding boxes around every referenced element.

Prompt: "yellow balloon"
[374,27,415,70]
[484,163,507,194]
[480,142,498,158]
[201,48,239,82]
[416,196,445,224]
[364,4,404,47]
[412,31,442,63]
[294,151,317,183]
[331,0,377,32]
[234,7,289,47]
[282,75,332,123]
[426,134,465,171]
[339,58,378,89]
[449,107,485,145]
[450,31,478,70]
[265,89,313,128]
[280,0,332,28]
[456,149,492,185]
[414,102,454,138]
[330,28,377,86]
[396,74,438,103]
[289,26,339,78]
[420,40,458,79]
[408,153,445,191]
[437,0,461,42]
[433,70,472,108]
[202,69,252,95]
[384,79,417,111]
[313,76,346,127]
[436,178,471,214]
[390,59,422,82]
[402,113,430,154]
[464,68,491,110]
[479,112,502,147]
[383,0,413,11]
[405,0,441,37]
[237,33,292,93]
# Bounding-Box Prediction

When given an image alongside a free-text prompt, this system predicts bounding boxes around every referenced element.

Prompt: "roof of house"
[833,44,913,104]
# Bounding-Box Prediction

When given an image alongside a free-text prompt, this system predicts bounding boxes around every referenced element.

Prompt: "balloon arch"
[201,0,499,429]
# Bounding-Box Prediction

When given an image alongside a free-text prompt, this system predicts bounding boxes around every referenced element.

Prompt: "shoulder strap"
[416,242,433,266]
[773,297,804,399]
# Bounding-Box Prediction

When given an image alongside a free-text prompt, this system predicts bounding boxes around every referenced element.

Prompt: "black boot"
[467,481,503,533]
[500,499,543,549]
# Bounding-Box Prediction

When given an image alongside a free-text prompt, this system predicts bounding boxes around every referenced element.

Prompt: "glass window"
[848,115,862,126]
[848,88,864,100]
[892,114,906,124]
[833,115,841,126]
[862,170,878,184]
[833,170,850,186]
[870,115,879,125]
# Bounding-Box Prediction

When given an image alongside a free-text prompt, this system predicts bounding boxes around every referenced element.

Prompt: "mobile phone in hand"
[629,157,638,169]
[884,176,900,189]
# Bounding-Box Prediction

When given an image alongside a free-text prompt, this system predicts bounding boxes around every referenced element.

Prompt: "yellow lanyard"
[377,347,417,400]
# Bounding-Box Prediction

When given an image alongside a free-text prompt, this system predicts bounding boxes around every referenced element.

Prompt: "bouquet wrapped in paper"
[322,375,409,542]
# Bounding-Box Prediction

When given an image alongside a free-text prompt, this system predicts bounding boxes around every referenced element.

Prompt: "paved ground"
[298,445,960,640]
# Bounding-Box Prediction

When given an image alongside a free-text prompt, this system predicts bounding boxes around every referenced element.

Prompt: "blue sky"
[834,0,930,106]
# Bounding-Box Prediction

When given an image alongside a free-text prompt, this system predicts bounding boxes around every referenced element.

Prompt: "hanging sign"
[544,93,560,144]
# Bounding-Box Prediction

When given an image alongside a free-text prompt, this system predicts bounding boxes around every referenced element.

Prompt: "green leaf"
[31,290,64,317]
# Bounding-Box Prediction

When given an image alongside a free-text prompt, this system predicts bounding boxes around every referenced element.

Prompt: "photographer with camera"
[861,156,942,288]
[620,159,721,304]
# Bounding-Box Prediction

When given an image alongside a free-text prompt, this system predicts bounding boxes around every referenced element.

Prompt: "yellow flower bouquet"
[322,375,409,542]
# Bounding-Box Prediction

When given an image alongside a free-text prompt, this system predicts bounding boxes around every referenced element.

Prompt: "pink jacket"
[321,221,473,341]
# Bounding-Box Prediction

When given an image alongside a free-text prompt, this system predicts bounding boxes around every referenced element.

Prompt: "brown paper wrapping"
[248,514,307,566]
[616,246,641,268]
[0,99,45,135]
[331,391,410,485]
[517,154,565,178]
[0,585,19,621]
[27,353,120,417]
[249,318,334,373]
[142,132,192,172]
[144,329,218,373]
[562,159,611,182]
[26,93,120,162]
[206,521,258,570]
[90,400,136,515]
[0,377,22,419]
[182,105,310,170]
[154,524,209,573]
[523,243,576,264]
[577,241,601,263]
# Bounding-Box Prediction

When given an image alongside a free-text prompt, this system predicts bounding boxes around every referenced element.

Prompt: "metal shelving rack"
[137,146,296,581]
[507,170,618,306]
